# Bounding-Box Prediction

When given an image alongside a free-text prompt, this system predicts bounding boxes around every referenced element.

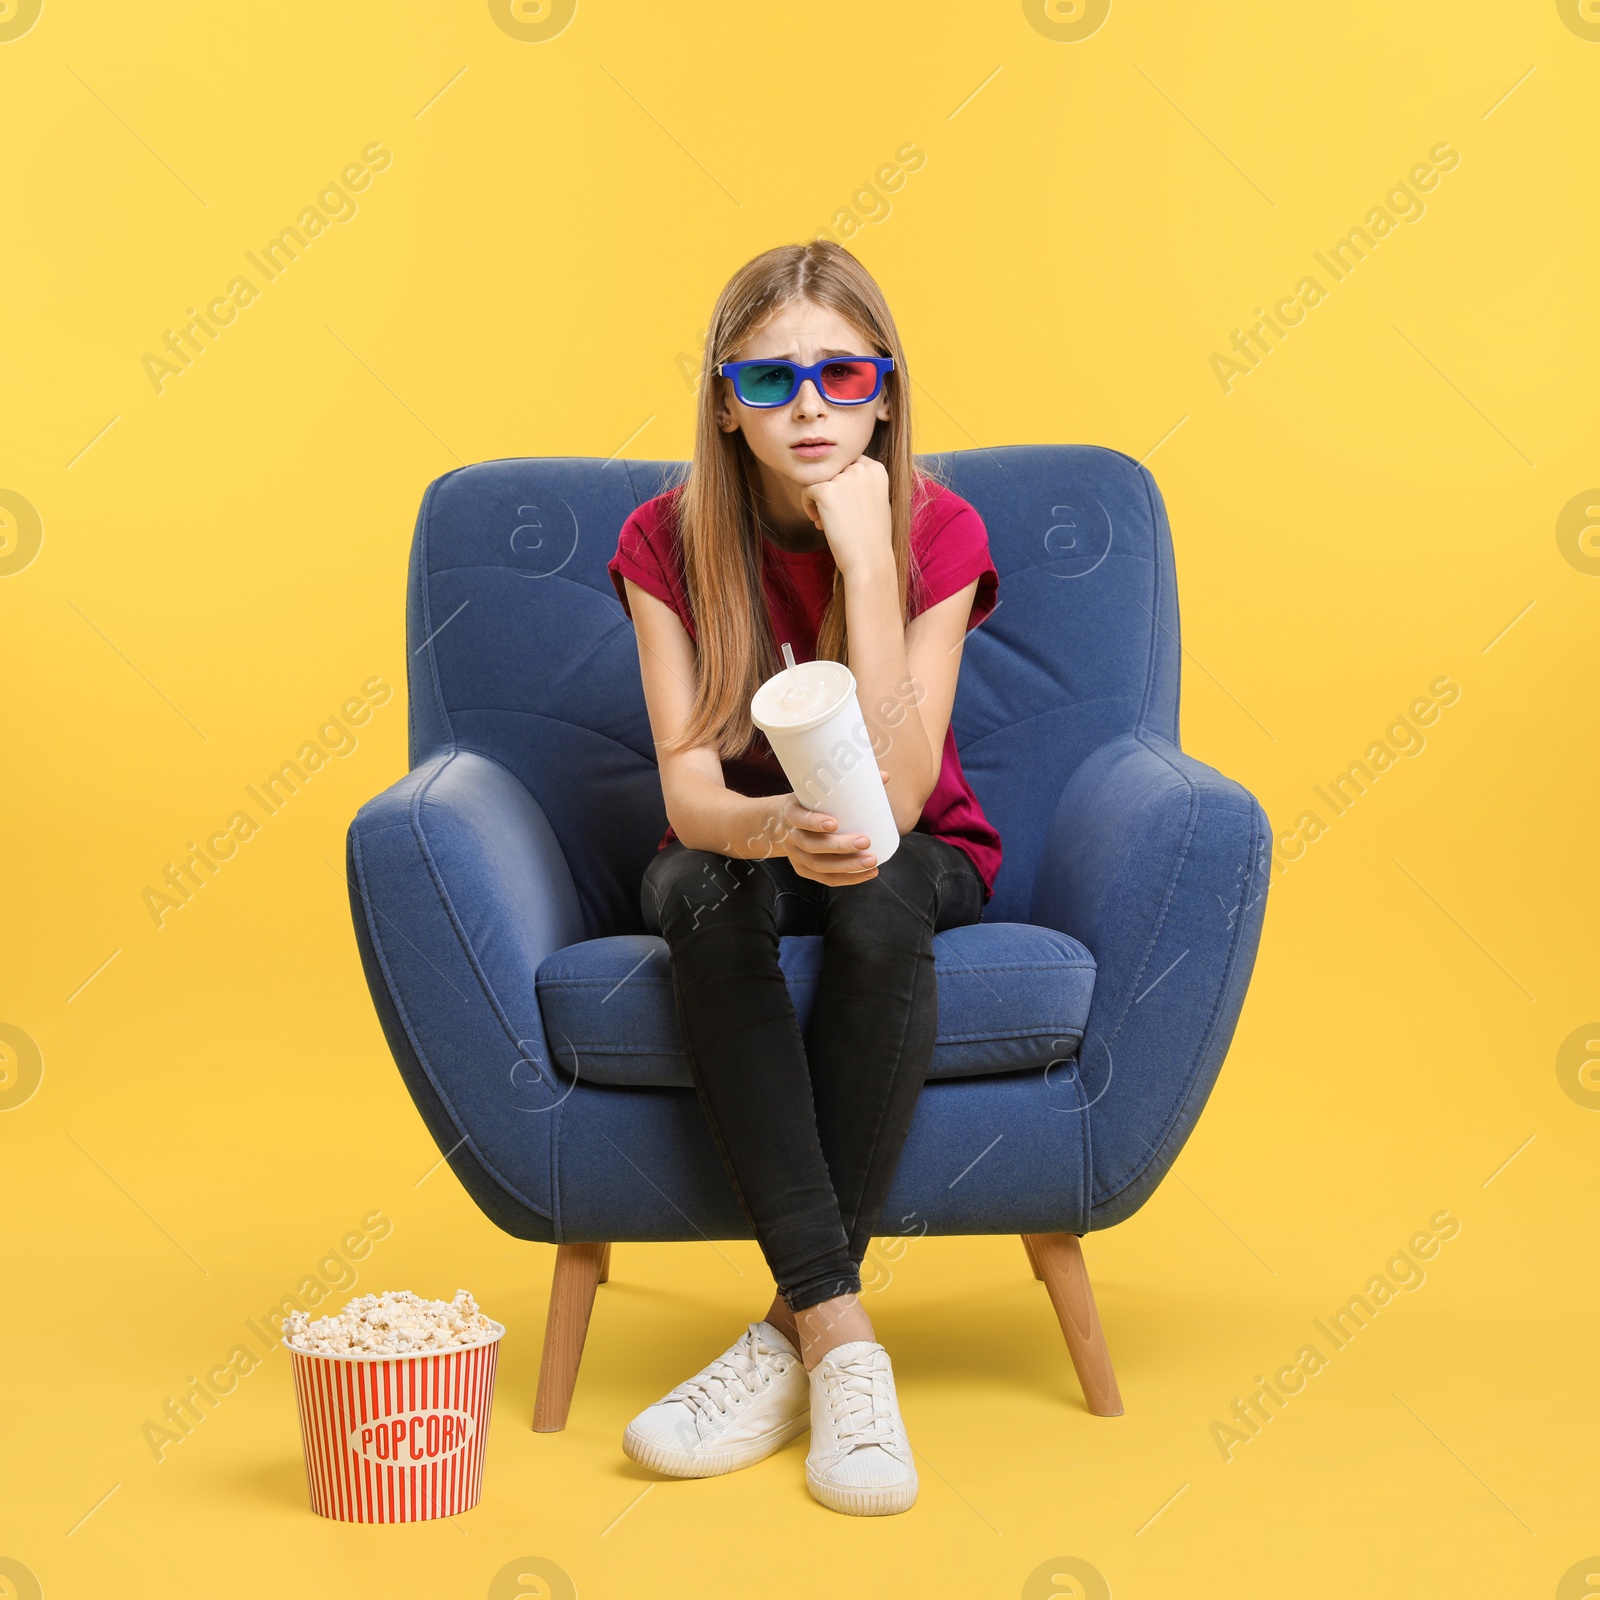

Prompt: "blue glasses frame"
[716,356,894,408]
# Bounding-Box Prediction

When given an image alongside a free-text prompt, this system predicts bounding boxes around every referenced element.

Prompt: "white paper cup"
[285,1322,504,1523]
[751,657,899,865]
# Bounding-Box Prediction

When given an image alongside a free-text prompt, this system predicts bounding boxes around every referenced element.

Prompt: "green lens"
[736,363,796,405]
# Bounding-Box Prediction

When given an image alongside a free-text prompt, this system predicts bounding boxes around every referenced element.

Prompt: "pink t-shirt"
[608,478,1003,901]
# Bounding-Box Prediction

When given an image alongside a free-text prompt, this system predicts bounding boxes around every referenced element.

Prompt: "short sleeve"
[608,497,690,631]
[912,492,998,632]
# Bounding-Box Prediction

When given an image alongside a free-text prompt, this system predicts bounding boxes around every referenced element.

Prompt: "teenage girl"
[605,241,1001,1517]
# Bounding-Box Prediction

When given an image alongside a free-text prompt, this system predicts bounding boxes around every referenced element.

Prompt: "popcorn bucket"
[285,1321,505,1522]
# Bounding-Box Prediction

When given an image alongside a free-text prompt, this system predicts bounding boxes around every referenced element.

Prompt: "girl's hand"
[781,770,892,886]
[799,456,893,579]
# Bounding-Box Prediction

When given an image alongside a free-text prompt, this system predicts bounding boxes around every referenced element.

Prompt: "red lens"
[818,360,880,402]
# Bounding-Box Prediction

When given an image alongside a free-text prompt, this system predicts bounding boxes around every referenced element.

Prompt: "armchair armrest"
[1030,732,1272,1229]
[344,748,586,1240]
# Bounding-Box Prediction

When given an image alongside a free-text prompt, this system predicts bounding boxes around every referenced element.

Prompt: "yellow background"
[3,1,1596,1595]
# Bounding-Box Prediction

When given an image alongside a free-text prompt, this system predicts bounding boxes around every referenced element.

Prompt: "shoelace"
[820,1350,903,1452]
[669,1326,791,1434]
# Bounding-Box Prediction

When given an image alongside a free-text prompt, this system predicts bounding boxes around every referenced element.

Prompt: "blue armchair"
[344,444,1271,1429]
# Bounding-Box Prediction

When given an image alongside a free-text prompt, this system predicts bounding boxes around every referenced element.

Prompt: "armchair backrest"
[404,444,1181,936]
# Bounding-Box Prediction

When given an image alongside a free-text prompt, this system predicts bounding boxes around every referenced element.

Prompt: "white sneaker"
[622,1321,808,1478]
[805,1340,919,1515]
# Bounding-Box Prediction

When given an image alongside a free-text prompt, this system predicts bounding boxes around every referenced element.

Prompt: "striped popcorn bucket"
[285,1321,505,1522]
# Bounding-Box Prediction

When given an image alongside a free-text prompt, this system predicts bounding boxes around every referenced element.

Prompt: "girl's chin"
[771,448,858,478]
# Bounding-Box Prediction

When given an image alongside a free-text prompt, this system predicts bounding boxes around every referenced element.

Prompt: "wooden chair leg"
[533,1242,608,1433]
[1020,1233,1044,1280]
[597,1241,612,1284]
[1024,1232,1124,1417]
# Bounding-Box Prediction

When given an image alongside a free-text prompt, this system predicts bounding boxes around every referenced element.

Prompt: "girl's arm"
[807,459,978,834]
[846,571,979,834]
[625,578,875,880]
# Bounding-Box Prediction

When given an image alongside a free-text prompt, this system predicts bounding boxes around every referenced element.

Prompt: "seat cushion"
[534,922,1095,1089]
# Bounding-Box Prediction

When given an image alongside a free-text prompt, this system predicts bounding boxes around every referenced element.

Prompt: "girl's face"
[714,299,891,514]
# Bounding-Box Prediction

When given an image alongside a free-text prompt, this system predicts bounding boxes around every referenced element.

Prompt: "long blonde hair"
[656,240,949,761]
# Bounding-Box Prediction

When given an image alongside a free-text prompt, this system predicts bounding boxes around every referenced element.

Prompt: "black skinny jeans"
[641,828,986,1312]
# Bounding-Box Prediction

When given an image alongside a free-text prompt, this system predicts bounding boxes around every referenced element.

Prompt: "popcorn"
[283,1289,497,1357]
